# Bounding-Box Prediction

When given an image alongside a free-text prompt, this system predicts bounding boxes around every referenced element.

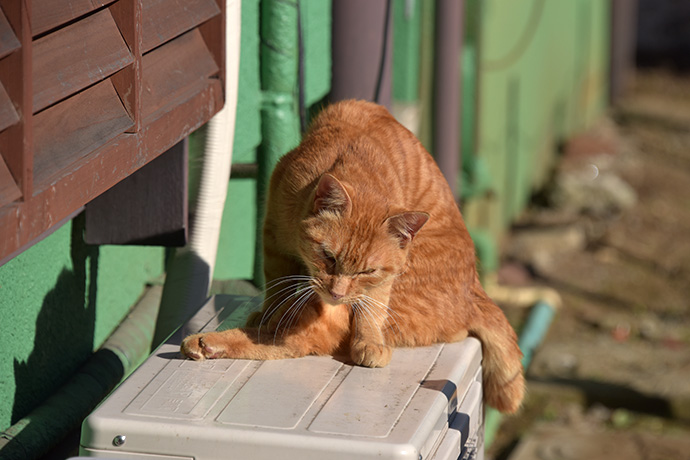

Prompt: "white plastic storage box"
[81,295,484,460]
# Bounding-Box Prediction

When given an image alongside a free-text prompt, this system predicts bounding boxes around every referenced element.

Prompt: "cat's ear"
[386,212,429,248]
[313,174,352,216]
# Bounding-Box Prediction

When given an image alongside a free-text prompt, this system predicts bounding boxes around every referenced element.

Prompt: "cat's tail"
[468,295,525,414]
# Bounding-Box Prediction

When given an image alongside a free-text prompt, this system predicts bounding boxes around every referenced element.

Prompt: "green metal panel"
[0,219,164,431]
[464,0,610,243]
[392,0,422,102]
[301,0,332,106]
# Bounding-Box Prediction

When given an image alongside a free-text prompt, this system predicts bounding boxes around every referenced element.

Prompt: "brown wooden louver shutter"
[0,0,225,264]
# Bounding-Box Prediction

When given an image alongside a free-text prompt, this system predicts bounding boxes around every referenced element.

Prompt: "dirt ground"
[488,69,690,459]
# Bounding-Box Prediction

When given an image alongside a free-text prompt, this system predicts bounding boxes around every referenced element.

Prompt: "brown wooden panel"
[0,80,19,131]
[85,139,188,246]
[0,6,20,59]
[0,78,222,265]
[0,0,32,197]
[32,8,134,113]
[0,154,21,206]
[33,79,133,188]
[141,28,219,121]
[142,0,220,53]
[199,0,225,85]
[31,0,116,37]
[110,0,142,132]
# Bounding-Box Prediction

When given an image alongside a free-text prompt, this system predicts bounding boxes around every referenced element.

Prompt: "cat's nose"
[330,290,344,300]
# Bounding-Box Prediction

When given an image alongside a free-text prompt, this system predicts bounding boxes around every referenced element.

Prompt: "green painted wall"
[0,217,164,431]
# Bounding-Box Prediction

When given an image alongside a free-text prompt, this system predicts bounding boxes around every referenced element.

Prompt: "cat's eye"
[321,249,336,267]
[360,268,377,275]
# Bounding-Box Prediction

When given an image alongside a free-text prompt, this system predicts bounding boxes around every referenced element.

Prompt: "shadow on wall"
[11,214,99,426]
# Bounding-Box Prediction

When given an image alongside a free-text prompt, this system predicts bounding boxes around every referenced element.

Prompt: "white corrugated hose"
[155,0,242,344]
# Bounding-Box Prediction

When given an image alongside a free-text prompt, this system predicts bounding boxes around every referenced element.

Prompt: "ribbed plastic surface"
[80,295,483,460]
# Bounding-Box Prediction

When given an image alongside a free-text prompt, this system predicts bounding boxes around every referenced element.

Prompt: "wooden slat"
[0,5,20,59]
[109,0,142,132]
[0,80,19,132]
[141,28,219,121]
[199,0,225,85]
[1,78,222,265]
[0,153,21,206]
[33,79,133,187]
[31,0,115,37]
[0,0,32,198]
[32,8,134,113]
[142,0,220,53]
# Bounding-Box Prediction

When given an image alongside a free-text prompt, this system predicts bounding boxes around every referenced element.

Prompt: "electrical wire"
[374,0,393,104]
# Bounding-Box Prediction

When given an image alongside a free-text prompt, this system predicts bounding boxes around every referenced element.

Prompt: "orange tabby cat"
[181,100,524,413]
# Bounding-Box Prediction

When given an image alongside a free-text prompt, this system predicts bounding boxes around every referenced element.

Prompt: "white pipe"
[155,0,242,344]
[194,0,242,279]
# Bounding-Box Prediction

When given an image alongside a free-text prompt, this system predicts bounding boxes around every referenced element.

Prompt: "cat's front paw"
[180,332,226,360]
[350,341,392,368]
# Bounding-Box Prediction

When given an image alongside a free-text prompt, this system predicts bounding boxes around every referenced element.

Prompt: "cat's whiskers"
[350,302,379,339]
[274,283,314,334]
[274,289,316,344]
[359,295,404,324]
[257,276,315,341]
[355,295,403,342]
[258,281,309,328]
[260,276,314,317]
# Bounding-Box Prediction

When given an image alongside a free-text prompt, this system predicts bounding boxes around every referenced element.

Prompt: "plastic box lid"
[81,295,483,460]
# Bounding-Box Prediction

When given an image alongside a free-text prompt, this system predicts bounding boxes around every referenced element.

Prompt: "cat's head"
[300,174,428,306]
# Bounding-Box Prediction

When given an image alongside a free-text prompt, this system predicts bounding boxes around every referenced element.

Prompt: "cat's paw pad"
[350,341,392,368]
[180,333,225,360]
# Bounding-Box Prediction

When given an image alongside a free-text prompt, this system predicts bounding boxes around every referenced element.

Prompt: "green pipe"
[253,0,302,287]
[484,300,556,449]
[0,288,160,460]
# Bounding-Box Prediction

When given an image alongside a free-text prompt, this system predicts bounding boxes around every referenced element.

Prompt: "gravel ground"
[488,69,690,460]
